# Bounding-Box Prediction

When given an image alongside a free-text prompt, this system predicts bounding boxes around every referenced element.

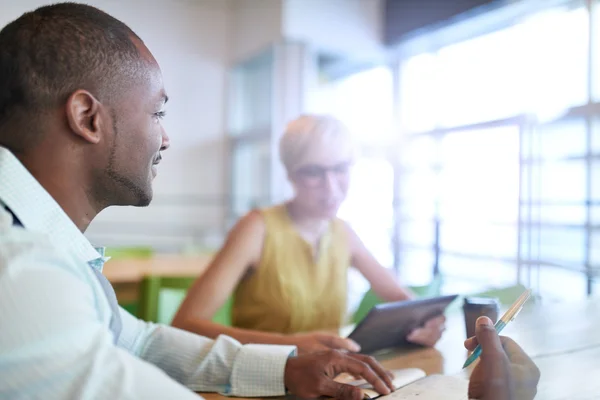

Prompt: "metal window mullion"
[585,0,596,295]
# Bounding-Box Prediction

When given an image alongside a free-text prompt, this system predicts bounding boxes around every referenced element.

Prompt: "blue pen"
[462,289,532,369]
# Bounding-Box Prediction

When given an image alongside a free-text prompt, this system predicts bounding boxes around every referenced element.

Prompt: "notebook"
[335,368,469,400]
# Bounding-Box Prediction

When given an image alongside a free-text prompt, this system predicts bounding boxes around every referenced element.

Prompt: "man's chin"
[134,190,153,207]
[127,185,153,207]
[135,198,152,207]
[105,169,153,207]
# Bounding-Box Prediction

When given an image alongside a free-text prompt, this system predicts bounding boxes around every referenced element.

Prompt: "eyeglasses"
[294,162,351,187]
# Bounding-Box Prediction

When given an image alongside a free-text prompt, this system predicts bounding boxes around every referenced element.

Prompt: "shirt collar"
[0,146,102,264]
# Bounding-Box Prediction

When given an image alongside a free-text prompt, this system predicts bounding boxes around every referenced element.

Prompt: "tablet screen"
[347,294,458,354]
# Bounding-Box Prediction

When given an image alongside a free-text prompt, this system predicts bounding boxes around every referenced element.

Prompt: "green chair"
[138,276,234,326]
[105,246,154,259]
[471,283,532,305]
[212,296,234,326]
[352,274,444,324]
[445,283,535,313]
[105,246,154,316]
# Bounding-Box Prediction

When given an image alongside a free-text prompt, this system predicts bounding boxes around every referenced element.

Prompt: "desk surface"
[200,298,600,400]
[103,254,212,283]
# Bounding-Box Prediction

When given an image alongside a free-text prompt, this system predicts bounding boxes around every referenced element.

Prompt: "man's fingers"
[350,354,395,390]
[284,350,396,400]
[464,336,478,351]
[499,336,541,390]
[320,381,364,400]
[335,355,392,395]
[475,316,505,356]
[498,336,533,366]
[467,334,533,367]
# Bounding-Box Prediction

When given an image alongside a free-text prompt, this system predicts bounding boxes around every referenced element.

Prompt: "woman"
[172,114,445,354]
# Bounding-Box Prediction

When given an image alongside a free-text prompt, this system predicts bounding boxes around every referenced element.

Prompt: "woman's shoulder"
[221,210,268,269]
[234,204,286,236]
[236,209,266,234]
[332,216,352,234]
[255,203,285,216]
[252,203,290,227]
[332,217,360,251]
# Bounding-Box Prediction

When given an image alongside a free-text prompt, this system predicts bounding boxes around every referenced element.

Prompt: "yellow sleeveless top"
[232,204,351,334]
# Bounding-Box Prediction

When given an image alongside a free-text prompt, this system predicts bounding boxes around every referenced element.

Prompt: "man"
[0,3,538,399]
[466,317,540,400]
[0,3,393,399]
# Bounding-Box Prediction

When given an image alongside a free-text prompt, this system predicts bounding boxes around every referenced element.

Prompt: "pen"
[462,288,532,369]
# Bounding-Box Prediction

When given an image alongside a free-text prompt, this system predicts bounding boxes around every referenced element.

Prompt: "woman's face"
[289,144,352,219]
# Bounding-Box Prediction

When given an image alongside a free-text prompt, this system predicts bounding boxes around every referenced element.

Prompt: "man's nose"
[160,128,170,151]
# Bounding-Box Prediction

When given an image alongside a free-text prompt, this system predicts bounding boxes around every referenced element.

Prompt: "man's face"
[100,55,170,207]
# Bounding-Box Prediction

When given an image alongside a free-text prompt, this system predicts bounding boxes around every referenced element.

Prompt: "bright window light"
[401,7,589,131]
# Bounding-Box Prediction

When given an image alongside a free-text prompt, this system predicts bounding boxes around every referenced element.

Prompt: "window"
[309,66,395,264]
[399,5,589,132]
[228,51,273,136]
[396,2,595,300]
[397,125,521,292]
[309,67,394,146]
[399,54,438,133]
[338,158,395,266]
[230,139,271,221]
[309,66,395,315]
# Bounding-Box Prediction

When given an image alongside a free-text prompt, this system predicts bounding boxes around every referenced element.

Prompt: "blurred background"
[2,0,598,317]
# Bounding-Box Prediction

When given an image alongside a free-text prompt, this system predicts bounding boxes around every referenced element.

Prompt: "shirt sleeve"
[0,234,295,399]
[118,309,296,396]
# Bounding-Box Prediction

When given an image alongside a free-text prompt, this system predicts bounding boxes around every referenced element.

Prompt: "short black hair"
[0,2,144,151]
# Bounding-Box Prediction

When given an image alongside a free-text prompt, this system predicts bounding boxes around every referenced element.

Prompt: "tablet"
[347,294,458,354]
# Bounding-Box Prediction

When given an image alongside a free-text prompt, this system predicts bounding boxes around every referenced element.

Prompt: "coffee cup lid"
[463,296,500,306]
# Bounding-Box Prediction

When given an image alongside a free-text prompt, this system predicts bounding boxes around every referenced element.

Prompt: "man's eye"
[154,111,167,120]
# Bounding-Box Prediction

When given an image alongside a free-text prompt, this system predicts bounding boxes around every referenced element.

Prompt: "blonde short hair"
[279,114,356,173]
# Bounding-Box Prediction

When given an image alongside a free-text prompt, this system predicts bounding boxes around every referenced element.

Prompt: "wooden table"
[103,255,212,303]
[200,298,600,400]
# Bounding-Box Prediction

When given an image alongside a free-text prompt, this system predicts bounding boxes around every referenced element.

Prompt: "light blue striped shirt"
[0,147,296,399]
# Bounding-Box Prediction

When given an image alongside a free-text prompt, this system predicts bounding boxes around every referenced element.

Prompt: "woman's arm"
[172,211,291,344]
[345,222,445,347]
[345,222,414,302]
[172,212,360,353]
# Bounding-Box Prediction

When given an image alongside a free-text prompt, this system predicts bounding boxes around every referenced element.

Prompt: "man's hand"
[293,332,361,355]
[465,316,540,400]
[406,315,446,347]
[284,350,394,400]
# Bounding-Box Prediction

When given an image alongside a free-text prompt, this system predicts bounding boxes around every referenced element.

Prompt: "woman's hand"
[406,315,446,347]
[292,332,361,355]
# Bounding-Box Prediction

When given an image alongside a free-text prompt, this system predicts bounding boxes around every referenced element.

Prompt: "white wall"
[283,0,385,60]
[0,0,233,251]
[0,0,388,252]
[230,0,283,63]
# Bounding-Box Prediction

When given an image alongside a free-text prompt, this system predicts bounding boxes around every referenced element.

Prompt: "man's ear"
[64,90,104,144]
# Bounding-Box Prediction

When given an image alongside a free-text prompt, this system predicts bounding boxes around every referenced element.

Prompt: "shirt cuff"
[228,344,297,397]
